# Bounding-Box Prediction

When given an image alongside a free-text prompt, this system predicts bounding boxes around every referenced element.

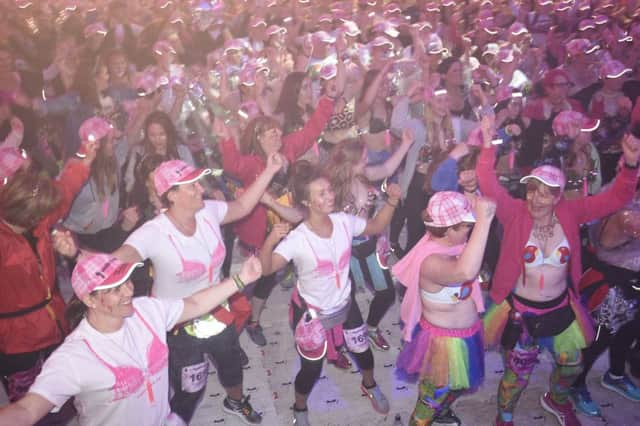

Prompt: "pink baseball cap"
[509,22,529,36]
[77,117,113,158]
[83,22,108,39]
[552,110,600,136]
[266,25,287,36]
[424,192,476,228]
[600,60,632,79]
[0,147,28,183]
[72,253,142,300]
[578,19,596,32]
[520,165,566,192]
[294,309,327,361]
[319,63,337,80]
[154,160,211,196]
[566,38,599,57]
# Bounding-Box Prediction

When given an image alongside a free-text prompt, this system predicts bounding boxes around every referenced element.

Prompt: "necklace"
[532,215,558,243]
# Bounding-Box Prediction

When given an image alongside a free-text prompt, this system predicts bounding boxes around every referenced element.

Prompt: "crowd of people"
[1,0,640,425]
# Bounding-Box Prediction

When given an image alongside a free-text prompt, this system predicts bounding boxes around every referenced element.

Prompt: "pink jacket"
[476,146,637,304]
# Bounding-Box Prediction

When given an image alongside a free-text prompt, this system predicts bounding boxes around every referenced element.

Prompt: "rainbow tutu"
[396,319,484,390]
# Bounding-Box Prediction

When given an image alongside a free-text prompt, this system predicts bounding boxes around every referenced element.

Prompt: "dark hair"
[142,111,181,159]
[423,212,470,238]
[73,58,107,109]
[457,148,480,173]
[290,160,328,209]
[65,296,88,330]
[437,56,461,76]
[274,72,308,134]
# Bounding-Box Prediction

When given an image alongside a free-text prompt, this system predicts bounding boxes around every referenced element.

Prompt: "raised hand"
[622,132,640,167]
[265,222,291,248]
[386,183,402,203]
[239,256,263,284]
[474,197,497,223]
[52,228,78,258]
[480,115,496,148]
[212,117,232,140]
[266,152,286,174]
[401,128,415,146]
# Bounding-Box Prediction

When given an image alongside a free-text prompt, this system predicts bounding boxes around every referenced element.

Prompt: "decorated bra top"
[523,237,571,268]
[421,280,475,305]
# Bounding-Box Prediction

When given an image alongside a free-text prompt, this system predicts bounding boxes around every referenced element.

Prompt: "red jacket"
[476,146,637,304]
[0,160,89,354]
[221,97,334,248]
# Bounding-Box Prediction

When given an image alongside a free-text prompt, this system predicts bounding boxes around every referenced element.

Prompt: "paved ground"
[2,246,639,425]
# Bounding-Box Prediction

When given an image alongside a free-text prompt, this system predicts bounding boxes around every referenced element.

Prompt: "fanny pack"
[507,291,575,339]
[509,291,575,338]
[179,302,230,339]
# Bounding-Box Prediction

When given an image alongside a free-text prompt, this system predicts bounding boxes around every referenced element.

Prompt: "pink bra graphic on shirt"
[83,310,168,402]
[303,222,351,288]
[167,218,225,283]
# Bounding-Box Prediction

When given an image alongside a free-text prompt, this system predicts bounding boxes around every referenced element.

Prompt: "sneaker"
[569,386,601,417]
[292,407,310,425]
[540,392,581,426]
[368,328,390,351]
[329,349,352,370]
[223,395,262,425]
[246,322,267,347]
[433,408,461,425]
[600,371,640,401]
[360,383,390,414]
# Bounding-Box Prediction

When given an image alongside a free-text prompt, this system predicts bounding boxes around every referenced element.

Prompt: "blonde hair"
[325,139,367,209]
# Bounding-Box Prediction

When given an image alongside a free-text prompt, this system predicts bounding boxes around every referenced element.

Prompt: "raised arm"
[281,96,335,161]
[362,183,401,236]
[179,257,262,323]
[355,61,392,121]
[259,223,291,275]
[475,117,521,223]
[420,198,496,286]
[364,128,415,182]
[222,153,285,225]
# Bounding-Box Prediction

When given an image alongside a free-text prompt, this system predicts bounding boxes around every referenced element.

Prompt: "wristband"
[232,274,246,291]
[624,161,639,169]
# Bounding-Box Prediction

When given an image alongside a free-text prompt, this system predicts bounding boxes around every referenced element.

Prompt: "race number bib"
[181,361,208,393]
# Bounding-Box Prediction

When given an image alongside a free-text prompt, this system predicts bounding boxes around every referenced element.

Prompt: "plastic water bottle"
[393,413,403,426]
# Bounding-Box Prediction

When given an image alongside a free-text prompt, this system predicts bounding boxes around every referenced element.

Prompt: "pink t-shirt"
[29,297,184,426]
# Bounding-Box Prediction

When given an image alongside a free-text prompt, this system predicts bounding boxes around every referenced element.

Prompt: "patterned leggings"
[497,331,582,421]
[410,381,463,426]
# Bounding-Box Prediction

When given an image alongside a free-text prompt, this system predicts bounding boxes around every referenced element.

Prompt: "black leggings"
[292,292,374,395]
[404,172,429,252]
[573,317,640,388]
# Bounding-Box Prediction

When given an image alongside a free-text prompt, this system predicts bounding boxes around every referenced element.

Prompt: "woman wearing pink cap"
[0,141,97,420]
[478,116,640,426]
[393,191,496,426]
[0,251,262,426]
[260,161,400,425]
[114,155,284,425]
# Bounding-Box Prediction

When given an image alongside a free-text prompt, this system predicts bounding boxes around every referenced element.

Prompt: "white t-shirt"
[275,213,366,312]
[125,200,228,299]
[29,297,184,426]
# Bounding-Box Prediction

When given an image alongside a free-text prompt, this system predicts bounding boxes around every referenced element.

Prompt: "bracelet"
[623,161,639,170]
[386,199,399,208]
[232,274,245,291]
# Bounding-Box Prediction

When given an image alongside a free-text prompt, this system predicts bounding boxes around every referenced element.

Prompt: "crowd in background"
[1,0,640,425]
